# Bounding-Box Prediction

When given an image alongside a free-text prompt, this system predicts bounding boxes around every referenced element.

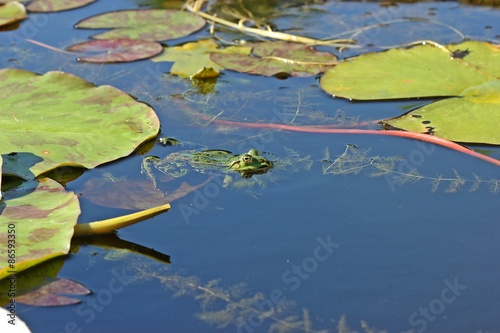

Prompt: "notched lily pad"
[0,178,80,279]
[383,80,500,144]
[75,9,206,41]
[0,1,26,27]
[26,0,95,12]
[210,41,337,77]
[66,38,162,63]
[0,68,160,177]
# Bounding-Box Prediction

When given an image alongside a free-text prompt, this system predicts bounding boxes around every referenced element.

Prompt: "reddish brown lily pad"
[16,278,91,306]
[210,41,337,77]
[27,0,95,12]
[66,38,163,63]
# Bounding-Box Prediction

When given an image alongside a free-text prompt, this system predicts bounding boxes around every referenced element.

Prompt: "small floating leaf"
[15,278,91,306]
[0,1,26,27]
[210,41,337,77]
[152,39,228,78]
[75,9,206,41]
[66,38,162,63]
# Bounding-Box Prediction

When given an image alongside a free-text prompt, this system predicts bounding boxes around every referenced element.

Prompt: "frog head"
[228,149,273,178]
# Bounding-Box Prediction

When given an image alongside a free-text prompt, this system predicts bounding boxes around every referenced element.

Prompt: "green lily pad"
[448,41,500,77]
[384,80,500,144]
[75,9,206,41]
[0,1,26,27]
[0,68,160,177]
[152,39,250,78]
[320,43,494,100]
[210,41,337,77]
[26,0,95,12]
[0,155,2,200]
[0,178,80,280]
[66,38,163,63]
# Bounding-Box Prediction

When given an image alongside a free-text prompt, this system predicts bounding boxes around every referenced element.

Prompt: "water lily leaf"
[0,178,80,280]
[320,43,494,100]
[384,80,500,144]
[0,1,26,27]
[75,9,206,41]
[0,68,160,177]
[26,0,95,12]
[210,41,337,77]
[66,38,162,63]
[447,41,500,78]
[152,39,227,78]
[151,39,249,78]
[16,278,91,306]
[0,155,2,200]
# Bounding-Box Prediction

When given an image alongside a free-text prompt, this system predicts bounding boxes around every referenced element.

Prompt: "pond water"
[1,0,500,332]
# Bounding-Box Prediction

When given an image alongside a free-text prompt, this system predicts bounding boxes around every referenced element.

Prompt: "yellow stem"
[73,203,171,237]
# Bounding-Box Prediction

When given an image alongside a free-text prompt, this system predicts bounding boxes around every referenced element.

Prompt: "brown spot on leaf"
[3,205,51,219]
[28,228,59,242]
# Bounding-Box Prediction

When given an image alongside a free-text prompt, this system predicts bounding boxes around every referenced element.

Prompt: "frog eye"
[242,155,253,164]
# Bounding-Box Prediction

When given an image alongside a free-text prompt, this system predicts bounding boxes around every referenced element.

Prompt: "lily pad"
[0,178,80,280]
[75,9,206,41]
[0,68,160,177]
[16,278,91,306]
[26,0,95,12]
[448,41,500,77]
[66,38,163,63]
[384,80,500,144]
[210,41,337,77]
[152,39,251,78]
[320,43,494,100]
[0,1,26,27]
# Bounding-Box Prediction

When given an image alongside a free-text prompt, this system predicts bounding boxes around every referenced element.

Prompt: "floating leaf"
[384,80,500,144]
[0,178,80,279]
[0,155,2,200]
[320,43,494,100]
[75,9,206,41]
[448,41,500,77]
[66,38,162,63]
[210,41,337,77]
[152,39,226,78]
[0,1,26,27]
[0,68,160,177]
[26,0,95,12]
[16,278,91,306]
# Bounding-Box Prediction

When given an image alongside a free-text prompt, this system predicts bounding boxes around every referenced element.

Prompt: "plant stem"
[73,203,171,237]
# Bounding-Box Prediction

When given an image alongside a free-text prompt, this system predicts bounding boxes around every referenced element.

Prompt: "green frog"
[141,149,274,188]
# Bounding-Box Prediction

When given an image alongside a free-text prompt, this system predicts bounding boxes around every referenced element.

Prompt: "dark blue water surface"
[2,0,500,332]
